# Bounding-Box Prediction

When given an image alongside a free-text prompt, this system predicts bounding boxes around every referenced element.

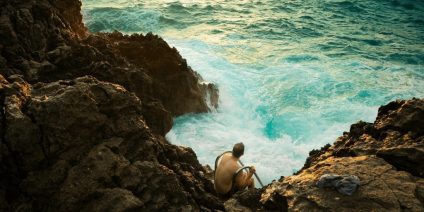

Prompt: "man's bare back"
[214,143,255,196]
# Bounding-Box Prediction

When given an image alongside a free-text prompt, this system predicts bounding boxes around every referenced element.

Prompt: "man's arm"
[235,167,255,189]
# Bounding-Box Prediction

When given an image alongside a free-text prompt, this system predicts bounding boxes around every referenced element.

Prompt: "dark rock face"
[0,0,223,211]
[0,75,223,211]
[224,188,287,212]
[231,98,424,211]
[0,0,218,136]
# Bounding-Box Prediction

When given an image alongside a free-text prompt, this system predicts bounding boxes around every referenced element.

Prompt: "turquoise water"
[82,0,424,185]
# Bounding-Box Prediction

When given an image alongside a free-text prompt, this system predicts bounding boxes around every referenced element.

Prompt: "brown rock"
[299,99,424,178]
[375,98,424,136]
[262,156,423,211]
[0,0,222,210]
[0,75,223,211]
[0,0,218,136]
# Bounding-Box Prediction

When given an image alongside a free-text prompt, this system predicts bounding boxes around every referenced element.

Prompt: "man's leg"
[248,177,255,189]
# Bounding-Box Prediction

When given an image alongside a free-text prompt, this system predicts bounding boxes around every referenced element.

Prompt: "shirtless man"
[214,143,255,197]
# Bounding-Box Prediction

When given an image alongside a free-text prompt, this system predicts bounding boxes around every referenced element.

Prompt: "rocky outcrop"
[0,0,218,136]
[0,75,223,211]
[230,98,424,211]
[0,0,222,211]
[302,98,424,177]
[262,156,423,211]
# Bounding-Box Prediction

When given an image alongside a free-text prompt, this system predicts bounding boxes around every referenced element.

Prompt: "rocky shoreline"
[0,0,422,211]
[1,0,221,211]
[228,98,424,211]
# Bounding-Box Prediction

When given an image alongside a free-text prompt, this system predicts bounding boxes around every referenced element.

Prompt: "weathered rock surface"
[0,0,222,211]
[0,0,218,136]
[230,98,424,211]
[302,98,424,177]
[262,156,423,211]
[0,75,223,211]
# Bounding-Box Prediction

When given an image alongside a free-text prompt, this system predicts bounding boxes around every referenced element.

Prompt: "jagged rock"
[0,75,223,211]
[223,188,285,211]
[225,189,265,212]
[297,98,424,178]
[78,188,143,212]
[261,156,423,211]
[375,98,424,135]
[199,81,219,110]
[142,101,173,135]
[296,143,331,175]
[229,99,424,210]
[99,32,211,116]
[0,0,222,209]
[0,0,219,136]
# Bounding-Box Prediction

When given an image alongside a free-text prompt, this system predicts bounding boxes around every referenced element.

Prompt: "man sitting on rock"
[214,143,255,198]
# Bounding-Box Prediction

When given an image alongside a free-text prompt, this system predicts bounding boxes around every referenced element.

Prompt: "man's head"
[232,142,245,158]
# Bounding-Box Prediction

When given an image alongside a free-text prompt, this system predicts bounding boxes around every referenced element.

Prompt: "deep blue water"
[82,0,424,184]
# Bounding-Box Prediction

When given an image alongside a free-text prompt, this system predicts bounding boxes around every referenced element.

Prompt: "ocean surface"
[82,0,424,185]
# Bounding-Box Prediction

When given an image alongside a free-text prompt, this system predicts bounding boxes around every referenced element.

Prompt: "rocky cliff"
[1,0,423,211]
[0,0,221,211]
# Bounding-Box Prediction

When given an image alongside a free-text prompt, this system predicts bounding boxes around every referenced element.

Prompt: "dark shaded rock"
[347,121,378,140]
[237,189,263,208]
[375,98,424,136]
[79,188,143,212]
[224,187,286,211]
[142,101,172,135]
[51,0,87,38]
[226,189,264,211]
[0,0,218,137]
[118,33,211,115]
[0,190,9,211]
[0,0,222,209]
[203,165,214,181]
[0,75,223,211]
[377,143,424,177]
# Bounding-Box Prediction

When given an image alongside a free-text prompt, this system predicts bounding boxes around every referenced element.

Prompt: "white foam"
[81,0,424,186]
[163,38,417,185]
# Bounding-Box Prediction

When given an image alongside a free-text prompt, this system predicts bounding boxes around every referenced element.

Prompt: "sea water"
[82,0,424,185]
